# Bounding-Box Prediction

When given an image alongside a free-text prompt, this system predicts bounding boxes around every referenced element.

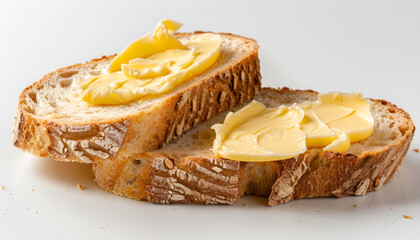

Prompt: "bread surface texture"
[13,32,261,164]
[92,88,415,206]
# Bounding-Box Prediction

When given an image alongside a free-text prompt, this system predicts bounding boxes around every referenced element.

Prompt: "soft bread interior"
[21,33,257,123]
[155,88,410,157]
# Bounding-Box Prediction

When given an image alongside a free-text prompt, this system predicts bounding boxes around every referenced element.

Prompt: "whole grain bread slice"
[92,87,415,206]
[12,32,261,164]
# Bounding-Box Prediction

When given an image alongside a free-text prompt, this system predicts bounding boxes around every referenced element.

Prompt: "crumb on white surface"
[77,184,84,190]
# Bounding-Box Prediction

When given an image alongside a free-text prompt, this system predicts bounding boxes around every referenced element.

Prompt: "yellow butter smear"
[212,92,374,162]
[78,19,221,105]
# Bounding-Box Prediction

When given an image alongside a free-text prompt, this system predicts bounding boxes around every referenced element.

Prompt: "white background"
[1,0,419,239]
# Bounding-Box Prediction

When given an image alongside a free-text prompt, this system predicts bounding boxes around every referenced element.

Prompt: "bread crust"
[92,88,415,206]
[13,33,261,164]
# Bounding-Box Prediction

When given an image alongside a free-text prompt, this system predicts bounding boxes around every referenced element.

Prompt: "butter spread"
[212,92,374,162]
[323,131,350,152]
[212,100,307,161]
[79,19,221,105]
[300,92,374,149]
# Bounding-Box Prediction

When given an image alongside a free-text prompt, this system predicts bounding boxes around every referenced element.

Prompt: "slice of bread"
[12,32,261,164]
[92,87,415,206]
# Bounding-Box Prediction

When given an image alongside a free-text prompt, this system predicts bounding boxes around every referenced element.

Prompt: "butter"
[301,92,374,152]
[323,131,350,152]
[109,19,186,73]
[212,92,374,162]
[122,58,170,79]
[300,102,337,148]
[315,92,374,143]
[212,101,307,162]
[79,19,221,105]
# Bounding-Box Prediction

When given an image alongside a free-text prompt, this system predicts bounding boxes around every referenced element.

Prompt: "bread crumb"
[353,204,358,208]
[63,188,67,192]
[77,184,84,190]
[403,215,413,219]
[243,203,248,207]
[35,211,39,214]
[414,149,419,153]
[1,186,5,190]
[100,227,103,230]
[31,189,35,192]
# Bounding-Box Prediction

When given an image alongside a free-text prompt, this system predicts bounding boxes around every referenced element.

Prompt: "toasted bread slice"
[12,32,261,164]
[92,88,415,206]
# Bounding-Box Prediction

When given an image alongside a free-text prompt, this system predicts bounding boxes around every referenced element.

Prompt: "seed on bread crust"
[164,158,174,169]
